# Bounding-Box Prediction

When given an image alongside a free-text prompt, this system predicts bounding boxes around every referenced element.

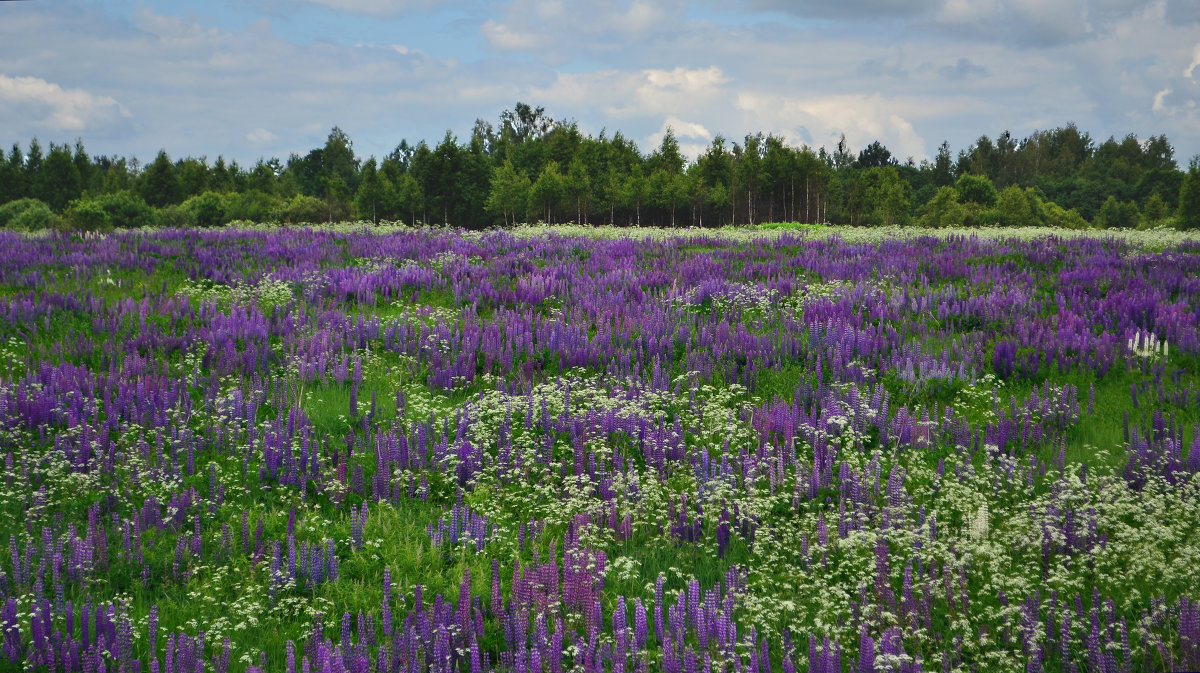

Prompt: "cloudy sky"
[2,0,1198,166]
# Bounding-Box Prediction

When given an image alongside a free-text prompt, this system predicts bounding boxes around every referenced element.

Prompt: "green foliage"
[565,157,591,225]
[955,173,998,206]
[34,143,82,211]
[1180,157,1200,230]
[155,203,195,228]
[278,195,328,224]
[530,161,565,223]
[486,160,531,226]
[917,186,968,228]
[1143,192,1170,223]
[224,190,282,223]
[354,158,384,223]
[1095,195,1141,229]
[0,117,1191,230]
[139,150,183,208]
[184,191,227,227]
[66,190,157,230]
[992,185,1045,226]
[0,198,55,230]
[65,198,112,231]
[1043,201,1090,229]
[858,166,911,226]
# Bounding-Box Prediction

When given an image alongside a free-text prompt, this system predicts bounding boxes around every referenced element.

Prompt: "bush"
[1143,192,1170,223]
[1095,196,1140,229]
[1043,202,1090,229]
[276,195,327,224]
[1181,158,1200,230]
[98,190,157,228]
[156,204,195,228]
[955,173,998,207]
[63,190,157,230]
[223,190,281,223]
[916,186,968,228]
[66,199,113,231]
[184,191,227,227]
[993,185,1046,227]
[0,198,55,230]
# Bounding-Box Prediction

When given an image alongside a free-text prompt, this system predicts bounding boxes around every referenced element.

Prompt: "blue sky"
[2,0,1198,166]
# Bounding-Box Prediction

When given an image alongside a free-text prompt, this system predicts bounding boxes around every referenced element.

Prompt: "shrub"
[1095,196,1140,229]
[277,195,328,224]
[156,204,195,228]
[1143,192,1170,223]
[955,173,998,207]
[65,198,113,231]
[223,190,281,223]
[993,185,1046,227]
[1180,158,1200,230]
[184,191,227,227]
[917,186,968,228]
[96,190,157,228]
[0,198,54,230]
[1044,202,1090,229]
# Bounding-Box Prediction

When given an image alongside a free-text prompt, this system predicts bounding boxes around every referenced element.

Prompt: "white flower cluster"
[1127,330,1167,359]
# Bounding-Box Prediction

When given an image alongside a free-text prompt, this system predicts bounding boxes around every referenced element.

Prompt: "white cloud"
[0,74,130,132]
[246,128,277,144]
[736,92,930,160]
[1186,43,1200,78]
[281,0,445,17]
[480,19,542,51]
[1,0,1199,165]
[1154,87,1172,112]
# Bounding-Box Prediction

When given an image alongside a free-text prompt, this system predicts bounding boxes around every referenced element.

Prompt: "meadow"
[0,223,1198,673]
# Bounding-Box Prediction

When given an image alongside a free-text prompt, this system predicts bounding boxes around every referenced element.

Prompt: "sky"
[1,0,1199,167]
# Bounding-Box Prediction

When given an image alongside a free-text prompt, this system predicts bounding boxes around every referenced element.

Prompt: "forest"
[1,102,1198,231]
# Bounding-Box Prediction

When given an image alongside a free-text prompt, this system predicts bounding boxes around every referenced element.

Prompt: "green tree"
[1142,192,1170,223]
[394,173,424,225]
[1180,157,1200,230]
[707,182,731,226]
[565,157,591,224]
[323,126,360,193]
[0,145,28,204]
[72,140,96,195]
[139,150,182,208]
[599,165,624,225]
[24,138,43,189]
[35,144,82,211]
[735,134,764,225]
[323,175,351,222]
[354,158,384,223]
[247,160,277,195]
[176,157,210,198]
[859,166,911,226]
[486,160,531,226]
[621,165,649,226]
[530,161,565,223]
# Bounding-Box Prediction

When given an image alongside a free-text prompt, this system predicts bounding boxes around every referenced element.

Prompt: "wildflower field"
[2,224,1200,673]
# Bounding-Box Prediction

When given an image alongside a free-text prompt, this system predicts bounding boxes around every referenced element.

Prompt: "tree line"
[1,102,1199,230]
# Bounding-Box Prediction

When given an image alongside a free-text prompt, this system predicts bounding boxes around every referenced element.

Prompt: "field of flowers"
[1,225,1199,673]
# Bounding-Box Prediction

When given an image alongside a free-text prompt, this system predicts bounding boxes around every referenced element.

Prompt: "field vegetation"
[0,224,1198,672]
